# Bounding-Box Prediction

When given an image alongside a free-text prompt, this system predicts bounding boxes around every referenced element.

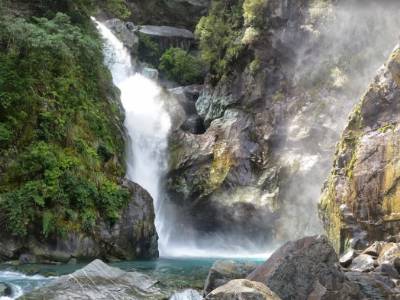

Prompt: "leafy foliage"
[243,0,268,27]
[159,48,205,85]
[137,32,162,67]
[0,13,129,238]
[195,0,245,81]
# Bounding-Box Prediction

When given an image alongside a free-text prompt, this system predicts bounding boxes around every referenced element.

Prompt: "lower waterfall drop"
[93,19,172,256]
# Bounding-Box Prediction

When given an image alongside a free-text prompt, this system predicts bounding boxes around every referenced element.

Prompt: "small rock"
[19,253,37,264]
[350,254,375,272]
[362,241,384,257]
[378,243,400,264]
[340,249,356,268]
[204,260,257,295]
[374,263,399,279]
[206,279,281,300]
[0,282,12,297]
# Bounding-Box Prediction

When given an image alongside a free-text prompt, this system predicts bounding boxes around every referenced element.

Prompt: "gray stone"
[180,115,206,134]
[204,260,258,295]
[0,283,12,297]
[206,279,281,300]
[374,263,399,279]
[21,259,165,299]
[247,235,362,300]
[350,254,376,272]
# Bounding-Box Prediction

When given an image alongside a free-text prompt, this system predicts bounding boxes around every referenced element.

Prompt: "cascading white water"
[93,19,172,256]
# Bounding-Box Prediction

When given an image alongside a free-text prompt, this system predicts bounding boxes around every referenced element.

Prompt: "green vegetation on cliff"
[0,2,130,238]
[159,47,205,85]
[195,0,245,81]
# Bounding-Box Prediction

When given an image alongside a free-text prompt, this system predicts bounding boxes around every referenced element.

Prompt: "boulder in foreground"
[21,259,165,299]
[247,235,361,300]
[206,279,281,300]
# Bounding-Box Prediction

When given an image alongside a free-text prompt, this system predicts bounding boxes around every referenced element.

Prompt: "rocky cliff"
[165,0,400,246]
[0,1,158,262]
[320,44,400,254]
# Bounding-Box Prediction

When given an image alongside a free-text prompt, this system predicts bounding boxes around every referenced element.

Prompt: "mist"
[276,0,400,240]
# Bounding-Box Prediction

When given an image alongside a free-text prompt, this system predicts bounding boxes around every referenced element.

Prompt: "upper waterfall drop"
[92,18,172,256]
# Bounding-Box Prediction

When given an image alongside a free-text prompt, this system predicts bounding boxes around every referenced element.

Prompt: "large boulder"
[319,44,400,254]
[0,181,158,263]
[204,260,258,295]
[21,259,165,299]
[206,279,281,300]
[247,235,362,300]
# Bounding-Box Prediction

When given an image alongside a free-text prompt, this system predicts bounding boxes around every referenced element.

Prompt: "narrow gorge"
[2,0,400,299]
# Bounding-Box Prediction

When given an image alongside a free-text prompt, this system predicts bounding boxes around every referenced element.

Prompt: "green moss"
[0,12,128,238]
[379,123,395,133]
[248,57,261,75]
[243,0,268,27]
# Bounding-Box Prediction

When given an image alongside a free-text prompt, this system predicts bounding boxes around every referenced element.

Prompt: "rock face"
[247,235,362,300]
[165,0,400,246]
[206,279,281,300]
[319,44,400,254]
[204,260,258,295]
[21,259,164,299]
[0,181,158,263]
[125,0,210,29]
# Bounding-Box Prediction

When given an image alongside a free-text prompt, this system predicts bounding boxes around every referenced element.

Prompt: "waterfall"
[92,19,171,256]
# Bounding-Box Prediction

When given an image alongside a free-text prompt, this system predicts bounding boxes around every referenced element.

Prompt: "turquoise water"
[0,258,264,298]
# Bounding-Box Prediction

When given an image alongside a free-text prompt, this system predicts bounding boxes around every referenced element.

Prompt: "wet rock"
[22,259,164,299]
[320,44,400,253]
[349,254,376,272]
[206,279,281,300]
[204,260,258,295]
[247,235,362,300]
[0,283,12,297]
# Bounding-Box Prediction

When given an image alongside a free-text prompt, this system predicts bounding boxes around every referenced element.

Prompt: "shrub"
[243,0,268,27]
[195,0,245,80]
[0,13,128,238]
[159,48,205,85]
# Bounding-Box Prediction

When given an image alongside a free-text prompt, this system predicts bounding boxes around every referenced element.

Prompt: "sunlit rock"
[206,279,281,300]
